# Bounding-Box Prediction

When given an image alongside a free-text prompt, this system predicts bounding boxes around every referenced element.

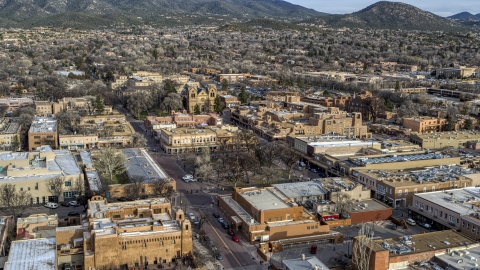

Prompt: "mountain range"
[299,1,469,32]
[0,0,323,28]
[0,0,477,31]
[449,12,480,21]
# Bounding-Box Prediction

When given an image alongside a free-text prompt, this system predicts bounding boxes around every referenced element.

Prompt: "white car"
[68,201,79,206]
[45,202,58,209]
[188,213,196,221]
[182,175,197,182]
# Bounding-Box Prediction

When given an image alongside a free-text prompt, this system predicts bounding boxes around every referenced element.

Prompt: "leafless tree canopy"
[352,224,375,270]
[93,148,127,184]
[0,183,33,217]
[124,175,145,199]
[45,176,65,202]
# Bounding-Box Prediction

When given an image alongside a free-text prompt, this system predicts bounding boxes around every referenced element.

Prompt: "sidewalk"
[193,235,224,270]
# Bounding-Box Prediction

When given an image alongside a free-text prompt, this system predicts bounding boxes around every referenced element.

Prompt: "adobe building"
[402,116,447,133]
[83,196,193,269]
[28,116,58,150]
[410,131,480,149]
[354,164,479,208]
[0,146,84,205]
[353,230,476,270]
[410,187,480,234]
[218,187,340,245]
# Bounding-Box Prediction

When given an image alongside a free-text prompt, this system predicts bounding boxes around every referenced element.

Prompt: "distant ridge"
[301,1,469,32]
[0,0,325,29]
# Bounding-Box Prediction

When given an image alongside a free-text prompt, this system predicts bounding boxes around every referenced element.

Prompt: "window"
[34,136,40,139]
[423,187,427,193]
[415,201,418,206]
[398,190,402,196]
[63,191,77,199]
[160,241,163,246]
[51,185,55,190]
[432,186,435,191]
[113,215,121,219]
[20,187,23,191]
[414,188,418,194]
[405,189,408,195]
[172,240,175,244]
[307,226,310,230]
[65,181,71,187]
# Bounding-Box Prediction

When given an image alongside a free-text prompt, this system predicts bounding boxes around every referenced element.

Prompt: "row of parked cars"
[213,212,239,242]
[45,201,80,209]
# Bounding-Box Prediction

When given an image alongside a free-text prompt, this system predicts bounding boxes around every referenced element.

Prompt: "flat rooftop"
[316,177,360,192]
[4,238,56,270]
[238,188,290,211]
[412,131,480,141]
[282,256,329,270]
[160,127,216,136]
[414,187,480,215]
[436,244,480,270]
[29,116,56,133]
[88,197,168,219]
[221,196,260,225]
[273,181,328,199]
[349,152,451,166]
[359,165,476,184]
[372,230,474,256]
[124,148,170,183]
[351,199,391,213]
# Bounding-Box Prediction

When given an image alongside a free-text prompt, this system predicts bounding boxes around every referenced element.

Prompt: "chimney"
[301,254,305,260]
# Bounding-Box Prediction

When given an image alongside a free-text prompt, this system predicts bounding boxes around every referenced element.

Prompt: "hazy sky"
[284,0,480,17]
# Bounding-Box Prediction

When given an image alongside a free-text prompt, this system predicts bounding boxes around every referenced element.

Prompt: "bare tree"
[0,184,32,217]
[124,176,145,200]
[194,148,213,183]
[151,178,174,198]
[130,132,147,148]
[197,210,209,231]
[45,176,65,202]
[352,224,375,270]
[93,148,127,184]
[278,144,301,179]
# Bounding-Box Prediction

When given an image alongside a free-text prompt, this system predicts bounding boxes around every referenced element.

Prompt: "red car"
[227,229,234,236]
[232,235,239,242]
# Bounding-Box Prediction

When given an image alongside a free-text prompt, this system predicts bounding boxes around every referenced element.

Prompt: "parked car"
[216,254,223,260]
[188,213,196,221]
[422,223,432,229]
[213,212,220,218]
[182,174,197,182]
[406,218,416,226]
[390,224,397,230]
[203,235,211,242]
[218,217,224,223]
[60,201,70,207]
[68,212,80,216]
[227,229,235,236]
[232,235,239,242]
[310,245,317,254]
[222,222,230,229]
[117,197,128,202]
[69,201,79,206]
[45,202,58,209]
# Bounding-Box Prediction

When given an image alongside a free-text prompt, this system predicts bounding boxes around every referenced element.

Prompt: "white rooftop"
[238,188,289,210]
[273,181,328,199]
[29,116,57,133]
[414,187,480,215]
[4,238,56,270]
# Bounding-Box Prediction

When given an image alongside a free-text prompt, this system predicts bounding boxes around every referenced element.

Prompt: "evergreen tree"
[194,104,201,115]
[238,87,249,104]
[94,95,105,115]
[213,96,223,114]
[221,79,229,91]
[465,119,473,130]
[394,81,401,91]
[384,99,394,111]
